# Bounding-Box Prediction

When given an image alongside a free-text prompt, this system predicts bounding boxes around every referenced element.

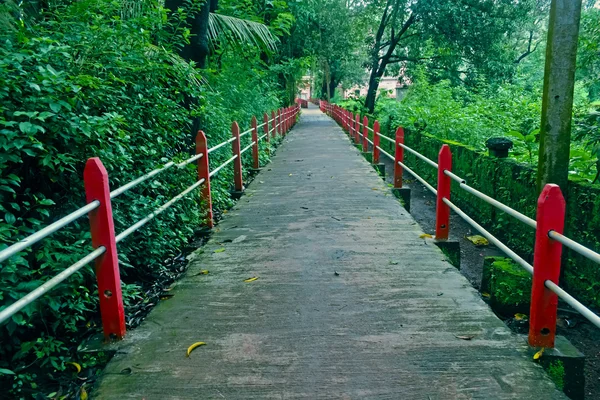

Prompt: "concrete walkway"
[94,105,565,399]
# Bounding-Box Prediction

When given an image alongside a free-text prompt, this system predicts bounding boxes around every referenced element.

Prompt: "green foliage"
[547,360,565,390]
[0,0,285,396]
[373,77,599,181]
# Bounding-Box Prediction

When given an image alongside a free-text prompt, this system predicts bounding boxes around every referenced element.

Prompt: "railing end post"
[83,157,126,341]
[528,183,566,348]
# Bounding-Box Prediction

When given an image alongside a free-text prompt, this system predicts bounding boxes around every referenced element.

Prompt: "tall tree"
[536,0,583,192]
[361,0,535,112]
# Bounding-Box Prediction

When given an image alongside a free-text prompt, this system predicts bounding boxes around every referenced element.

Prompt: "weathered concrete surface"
[94,105,565,399]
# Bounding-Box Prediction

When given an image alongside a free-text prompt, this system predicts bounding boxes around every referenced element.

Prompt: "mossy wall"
[377,126,600,309]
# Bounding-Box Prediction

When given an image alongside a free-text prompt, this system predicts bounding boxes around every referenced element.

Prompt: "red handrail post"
[251,116,259,169]
[196,131,213,228]
[84,158,126,340]
[435,144,452,240]
[271,111,276,139]
[528,184,566,348]
[349,112,354,138]
[278,109,282,136]
[354,114,360,144]
[373,121,381,164]
[231,121,244,192]
[362,116,369,152]
[394,127,405,188]
[263,113,270,154]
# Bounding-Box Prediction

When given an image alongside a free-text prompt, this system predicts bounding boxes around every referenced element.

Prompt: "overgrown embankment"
[0,1,285,396]
[337,81,600,310]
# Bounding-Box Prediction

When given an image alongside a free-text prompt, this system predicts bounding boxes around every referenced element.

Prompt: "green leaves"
[18,122,43,135]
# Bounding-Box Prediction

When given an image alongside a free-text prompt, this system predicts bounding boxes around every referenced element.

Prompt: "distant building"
[343,75,410,101]
[298,76,312,100]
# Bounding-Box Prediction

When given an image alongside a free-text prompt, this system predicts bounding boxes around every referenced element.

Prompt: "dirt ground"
[377,154,600,399]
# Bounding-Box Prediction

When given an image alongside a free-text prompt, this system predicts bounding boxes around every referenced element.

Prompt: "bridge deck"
[94,106,565,399]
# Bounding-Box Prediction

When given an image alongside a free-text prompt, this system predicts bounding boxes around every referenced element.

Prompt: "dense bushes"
[0,0,282,396]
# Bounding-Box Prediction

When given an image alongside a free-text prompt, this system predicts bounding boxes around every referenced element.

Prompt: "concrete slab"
[93,105,566,399]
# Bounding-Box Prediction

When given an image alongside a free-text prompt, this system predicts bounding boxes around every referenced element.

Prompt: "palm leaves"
[208,13,278,53]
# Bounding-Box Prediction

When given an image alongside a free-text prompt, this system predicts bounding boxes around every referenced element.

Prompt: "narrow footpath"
[94,105,565,399]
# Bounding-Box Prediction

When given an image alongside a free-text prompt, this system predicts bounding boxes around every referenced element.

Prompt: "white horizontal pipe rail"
[209,155,238,178]
[208,136,237,154]
[443,170,537,229]
[376,146,394,161]
[398,143,438,169]
[177,154,203,168]
[397,161,437,195]
[240,142,255,155]
[549,231,600,265]
[111,162,176,199]
[0,201,100,264]
[545,280,600,329]
[442,197,534,275]
[115,178,206,243]
[0,246,106,324]
[379,134,395,144]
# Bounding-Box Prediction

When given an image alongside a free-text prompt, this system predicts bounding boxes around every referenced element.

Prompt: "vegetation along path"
[94,105,566,399]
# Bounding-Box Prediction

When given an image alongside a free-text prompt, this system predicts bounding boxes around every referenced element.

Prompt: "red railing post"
[349,112,353,138]
[231,121,244,192]
[354,114,360,144]
[251,116,259,169]
[263,113,270,153]
[84,158,126,340]
[528,184,566,348]
[362,116,369,152]
[196,131,213,228]
[435,144,452,240]
[271,111,276,139]
[394,127,405,188]
[373,121,381,164]
[278,109,282,136]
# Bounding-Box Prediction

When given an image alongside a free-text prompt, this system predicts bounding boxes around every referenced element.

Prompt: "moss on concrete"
[546,360,565,391]
[488,258,532,315]
[481,256,507,294]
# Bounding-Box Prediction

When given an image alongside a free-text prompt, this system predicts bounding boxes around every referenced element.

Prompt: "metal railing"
[0,104,301,340]
[322,101,600,349]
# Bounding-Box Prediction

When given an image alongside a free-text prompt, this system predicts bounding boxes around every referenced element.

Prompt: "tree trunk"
[165,0,218,68]
[536,0,582,193]
[324,61,331,101]
[365,58,387,113]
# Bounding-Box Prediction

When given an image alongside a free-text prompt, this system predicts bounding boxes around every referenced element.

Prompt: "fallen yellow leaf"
[244,277,258,282]
[65,362,81,374]
[80,387,88,400]
[186,342,206,357]
[200,270,209,275]
[466,235,489,246]
[533,348,544,360]
[481,292,491,298]
[214,248,225,253]
[514,313,528,321]
[419,233,433,239]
